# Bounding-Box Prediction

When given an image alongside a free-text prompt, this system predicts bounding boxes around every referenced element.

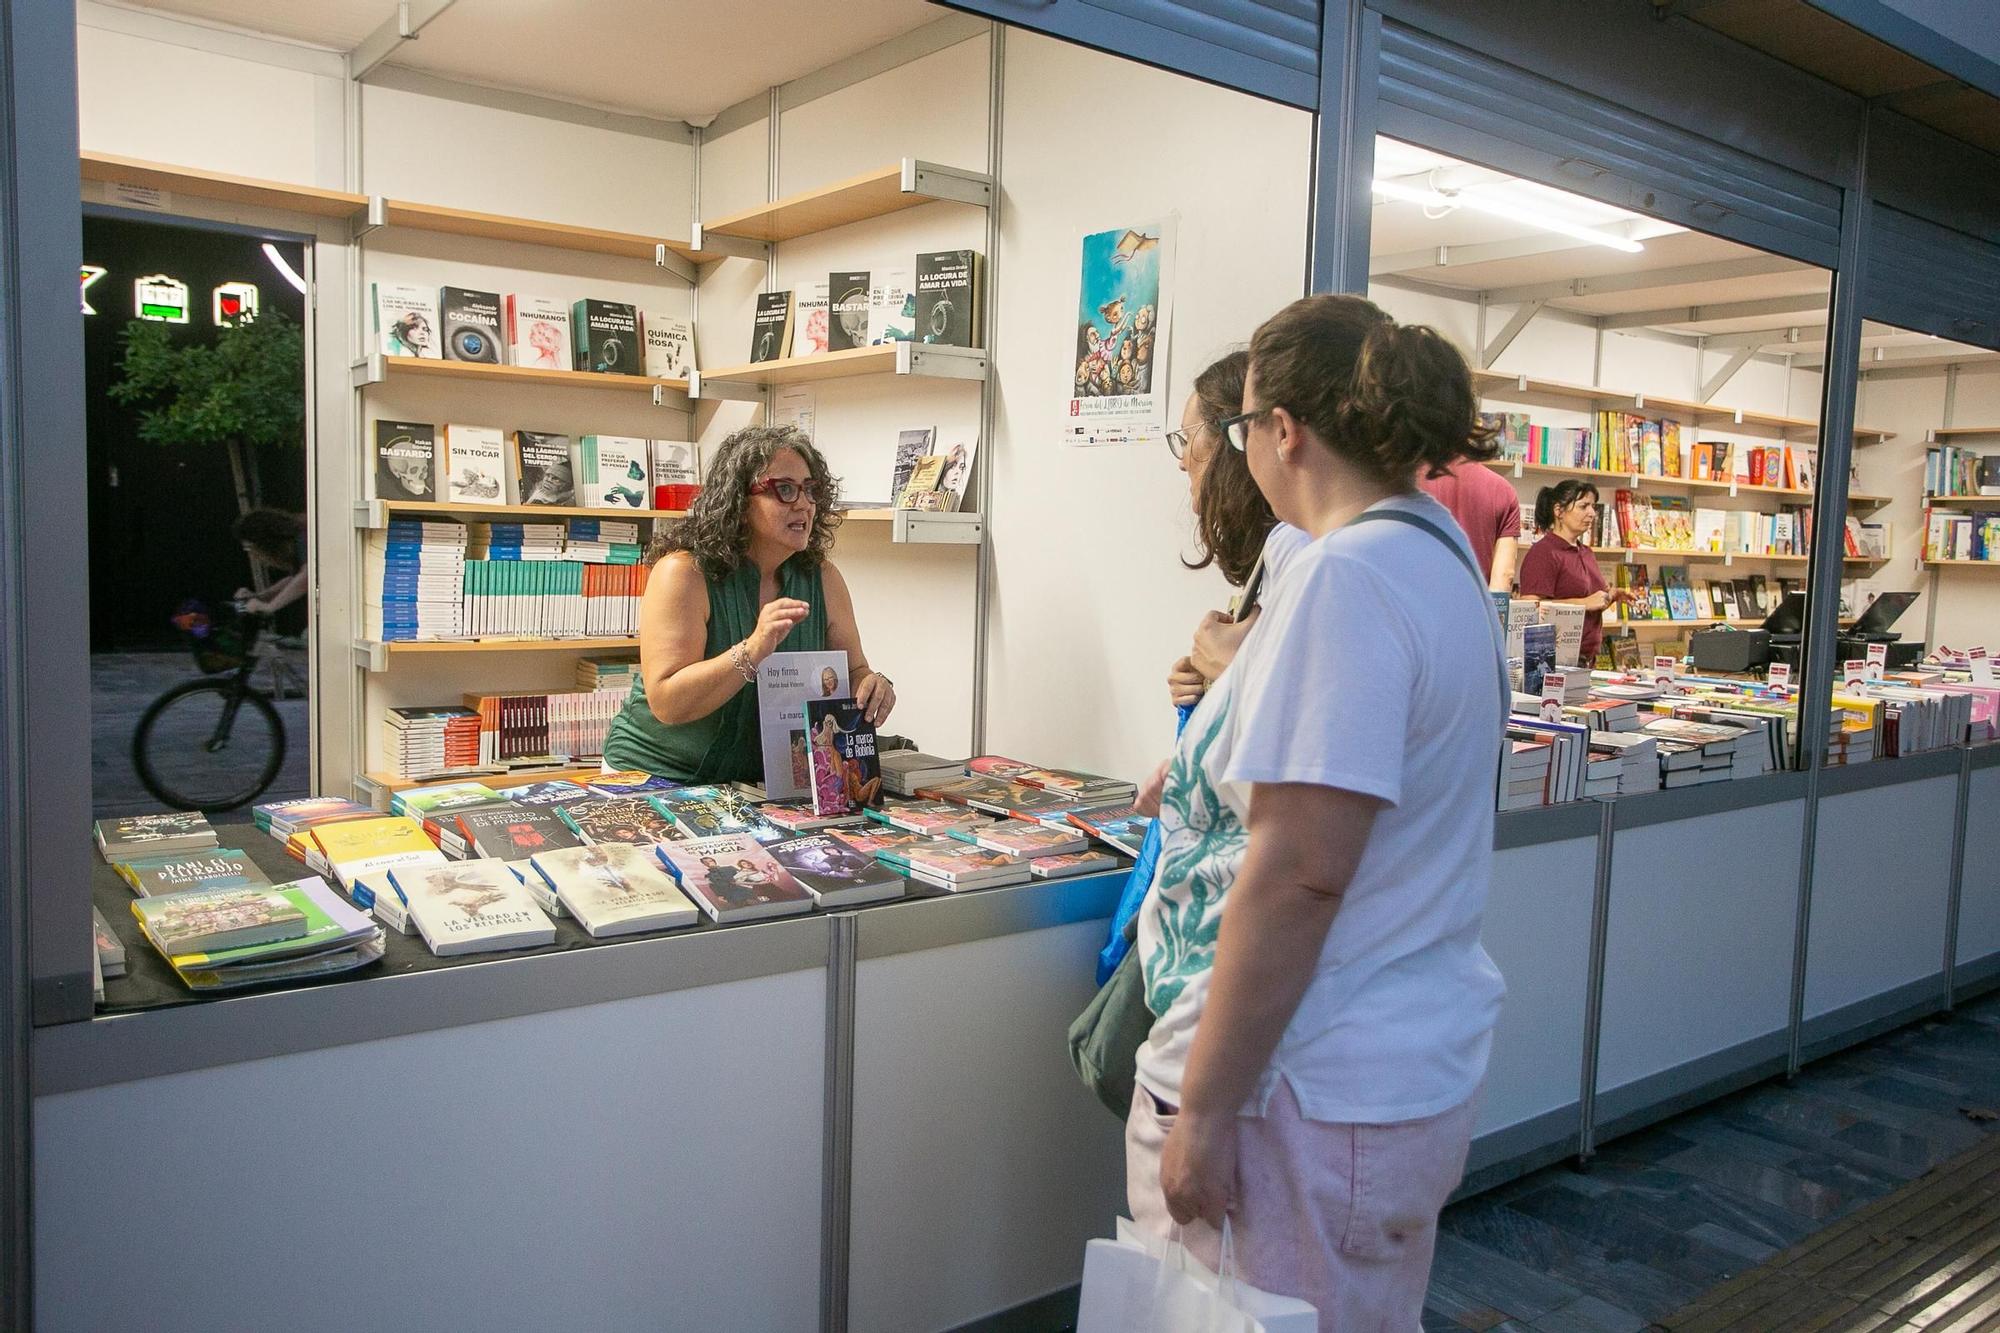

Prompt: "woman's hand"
[1580,590,1611,613]
[746,597,812,662]
[1190,608,1259,683]
[855,671,897,727]
[1167,657,1206,707]
[1159,1110,1236,1228]
[1135,759,1169,818]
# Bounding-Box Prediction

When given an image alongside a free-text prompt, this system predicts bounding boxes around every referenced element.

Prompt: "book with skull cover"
[826,271,872,353]
[374,420,439,503]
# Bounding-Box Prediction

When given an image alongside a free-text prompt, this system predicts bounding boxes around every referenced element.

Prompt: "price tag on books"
[1843,659,1867,690]
[1652,655,1677,690]
[1540,672,1566,722]
[1768,662,1792,689]
[1866,643,1888,680]
[1972,646,1993,685]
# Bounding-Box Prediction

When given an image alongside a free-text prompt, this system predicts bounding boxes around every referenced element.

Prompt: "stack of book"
[252,796,375,845]
[1588,732,1660,796]
[948,820,1088,858]
[459,688,626,766]
[386,860,558,957]
[308,815,450,932]
[877,838,1032,892]
[1497,738,1555,812]
[115,847,271,898]
[384,705,486,780]
[880,751,969,798]
[466,521,567,561]
[372,519,467,641]
[94,812,218,864]
[1642,717,1764,787]
[655,833,815,923]
[766,834,906,907]
[130,875,385,990]
[527,843,699,936]
[565,518,642,564]
[575,656,640,693]
[870,798,989,836]
[759,800,869,834]
[1504,718,1590,805]
[454,803,584,874]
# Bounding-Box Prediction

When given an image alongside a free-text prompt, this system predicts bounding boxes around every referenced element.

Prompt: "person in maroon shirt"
[1417,458,1522,590]
[1516,479,1640,663]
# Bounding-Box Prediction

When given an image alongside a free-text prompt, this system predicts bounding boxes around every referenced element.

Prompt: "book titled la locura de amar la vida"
[805,698,881,818]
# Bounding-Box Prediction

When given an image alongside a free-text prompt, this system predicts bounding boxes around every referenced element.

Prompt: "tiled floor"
[1424,993,2000,1332]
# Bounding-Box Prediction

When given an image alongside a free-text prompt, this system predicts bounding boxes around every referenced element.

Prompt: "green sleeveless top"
[601,557,828,783]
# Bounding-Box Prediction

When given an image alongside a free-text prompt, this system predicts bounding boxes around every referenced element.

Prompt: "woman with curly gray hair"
[600,425,896,781]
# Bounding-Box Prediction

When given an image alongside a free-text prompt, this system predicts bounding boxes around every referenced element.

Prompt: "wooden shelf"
[1923,559,2000,569]
[695,342,986,394]
[836,508,897,522]
[1615,617,1766,631]
[1486,458,1890,507]
[81,151,366,218]
[378,198,704,262]
[1473,368,1892,444]
[1924,495,2000,508]
[1932,425,2000,441]
[698,160,992,247]
[1591,546,1884,566]
[355,354,688,399]
[357,499,684,529]
[354,635,638,671]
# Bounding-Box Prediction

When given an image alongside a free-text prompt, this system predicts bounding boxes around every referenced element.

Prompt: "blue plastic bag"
[1096,702,1193,985]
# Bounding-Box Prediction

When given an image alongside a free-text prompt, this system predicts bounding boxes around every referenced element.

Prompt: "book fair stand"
[7,3,2000,1329]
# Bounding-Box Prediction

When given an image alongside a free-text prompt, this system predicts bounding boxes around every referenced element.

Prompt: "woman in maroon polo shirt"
[1517,479,1640,664]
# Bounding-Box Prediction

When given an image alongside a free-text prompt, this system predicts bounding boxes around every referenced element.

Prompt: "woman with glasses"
[600,425,895,781]
[1129,294,1509,1328]
[1516,478,1639,666]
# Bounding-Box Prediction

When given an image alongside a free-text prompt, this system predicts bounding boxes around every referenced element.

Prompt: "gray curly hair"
[650,425,843,576]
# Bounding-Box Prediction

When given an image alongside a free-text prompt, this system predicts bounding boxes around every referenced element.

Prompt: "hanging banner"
[1065,218,1174,448]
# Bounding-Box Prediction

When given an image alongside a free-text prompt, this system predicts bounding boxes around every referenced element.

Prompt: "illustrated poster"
[1065,218,1174,448]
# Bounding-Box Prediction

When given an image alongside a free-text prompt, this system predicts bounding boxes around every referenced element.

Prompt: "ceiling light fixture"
[261,243,308,296]
[1371,178,1646,254]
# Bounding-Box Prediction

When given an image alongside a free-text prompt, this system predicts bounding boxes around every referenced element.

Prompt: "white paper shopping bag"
[1076,1218,1317,1333]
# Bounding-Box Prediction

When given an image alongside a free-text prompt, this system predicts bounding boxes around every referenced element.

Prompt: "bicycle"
[132,599,289,811]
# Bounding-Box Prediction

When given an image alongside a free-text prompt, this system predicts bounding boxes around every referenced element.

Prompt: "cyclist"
[232,508,309,618]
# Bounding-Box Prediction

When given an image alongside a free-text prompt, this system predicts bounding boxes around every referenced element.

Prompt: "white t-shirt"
[1135,493,1508,1124]
[1256,523,1310,598]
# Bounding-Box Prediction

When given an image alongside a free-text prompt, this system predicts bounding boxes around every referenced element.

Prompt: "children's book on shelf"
[439,286,503,364]
[509,431,574,506]
[559,795,683,847]
[502,294,572,370]
[868,269,915,345]
[827,270,872,353]
[374,420,439,503]
[116,848,274,898]
[915,250,982,348]
[529,842,698,937]
[573,435,651,509]
[372,282,442,359]
[95,811,218,863]
[792,282,829,359]
[755,650,851,803]
[805,698,882,817]
[656,833,813,923]
[571,299,641,376]
[130,884,308,957]
[750,291,794,364]
[767,833,905,907]
[441,425,506,505]
[390,860,557,957]
[640,311,697,380]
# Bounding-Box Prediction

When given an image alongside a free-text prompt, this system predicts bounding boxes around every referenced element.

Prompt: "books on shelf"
[868,269,915,345]
[509,431,575,506]
[370,519,467,641]
[805,698,882,817]
[529,843,698,936]
[504,293,572,370]
[792,282,829,358]
[651,440,701,510]
[372,282,442,359]
[374,420,438,503]
[571,299,641,376]
[115,848,273,898]
[655,833,814,923]
[390,860,557,956]
[915,250,982,348]
[95,812,218,864]
[559,795,683,847]
[385,705,486,781]
[827,270,872,353]
[755,650,851,802]
[641,311,696,380]
[896,455,946,509]
[767,834,905,907]
[889,428,935,507]
[440,286,503,364]
[574,435,651,509]
[750,291,794,364]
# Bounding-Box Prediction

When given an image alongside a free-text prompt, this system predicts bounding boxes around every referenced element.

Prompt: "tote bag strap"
[1345,507,1511,720]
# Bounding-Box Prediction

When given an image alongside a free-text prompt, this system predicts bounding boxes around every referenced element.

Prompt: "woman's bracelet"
[730,641,758,683]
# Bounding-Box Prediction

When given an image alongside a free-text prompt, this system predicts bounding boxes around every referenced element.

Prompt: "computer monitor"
[1760,591,1807,635]
[1849,590,1920,638]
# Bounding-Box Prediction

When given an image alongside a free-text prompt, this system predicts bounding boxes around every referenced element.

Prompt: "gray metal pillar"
[1311,0,1379,294]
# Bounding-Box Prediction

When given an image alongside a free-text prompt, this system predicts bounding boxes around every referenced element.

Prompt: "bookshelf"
[81,151,366,217]
[1922,559,2000,570]
[694,343,987,396]
[352,354,690,401]
[375,198,708,264]
[354,500,686,529]
[1592,547,1887,567]
[1930,425,2000,441]
[1923,495,2000,508]
[1472,369,1893,444]
[352,636,639,672]
[1485,458,1891,509]
[696,159,993,251]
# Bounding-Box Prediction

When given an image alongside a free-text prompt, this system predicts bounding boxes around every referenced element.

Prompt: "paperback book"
[529,843,698,937]
[159,877,384,992]
[572,299,641,375]
[828,825,933,857]
[879,749,966,797]
[756,649,851,801]
[1028,849,1122,879]
[889,428,936,506]
[827,270,872,353]
[949,822,1088,858]
[439,286,503,364]
[915,250,982,347]
[655,833,814,923]
[649,785,781,843]
[871,799,987,836]
[651,439,702,511]
[374,420,439,503]
[391,860,557,957]
[896,455,946,509]
[372,282,441,359]
[1065,805,1154,856]
[587,771,682,797]
[750,291,795,364]
[510,431,574,506]
[504,294,572,370]
[95,812,218,864]
[117,848,274,898]
[441,425,507,504]
[868,269,915,345]
[574,435,652,509]
[91,905,127,979]
[131,885,308,957]
[456,804,584,863]
[641,311,697,380]
[805,698,881,817]
[767,834,906,907]
[792,282,829,358]
[558,796,683,847]
[504,779,594,809]
[757,800,869,833]
[875,838,1029,890]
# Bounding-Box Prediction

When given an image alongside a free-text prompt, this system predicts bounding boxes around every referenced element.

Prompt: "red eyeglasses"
[748,477,825,505]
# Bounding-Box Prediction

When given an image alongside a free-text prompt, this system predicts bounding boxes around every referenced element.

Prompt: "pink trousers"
[1125,1079,1480,1333]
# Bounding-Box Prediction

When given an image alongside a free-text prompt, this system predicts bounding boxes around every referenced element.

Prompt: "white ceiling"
[120,0,943,122]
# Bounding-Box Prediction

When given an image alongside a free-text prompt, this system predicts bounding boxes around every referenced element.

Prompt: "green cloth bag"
[1067,944,1155,1120]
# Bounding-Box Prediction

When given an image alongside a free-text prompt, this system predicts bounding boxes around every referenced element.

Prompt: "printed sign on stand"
[1865,643,1888,680]
[1540,672,1566,723]
[1972,646,1993,686]
[1768,662,1792,689]
[1843,659,1868,690]
[1652,655,1677,691]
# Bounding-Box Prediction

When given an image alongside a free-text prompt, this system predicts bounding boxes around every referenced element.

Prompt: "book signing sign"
[1066,218,1175,447]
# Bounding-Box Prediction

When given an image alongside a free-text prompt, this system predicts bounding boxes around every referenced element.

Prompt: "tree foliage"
[107,308,305,454]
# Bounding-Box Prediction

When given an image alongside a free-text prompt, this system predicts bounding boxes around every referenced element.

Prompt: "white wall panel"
[1479,839,1596,1139]
[1807,777,1955,1018]
[1958,763,2000,966]
[777,36,990,197]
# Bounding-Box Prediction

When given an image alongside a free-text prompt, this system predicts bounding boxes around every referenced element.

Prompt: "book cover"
[655,833,813,922]
[372,282,441,359]
[896,455,946,509]
[889,428,936,505]
[587,771,681,797]
[374,420,439,503]
[504,779,594,808]
[641,311,697,380]
[530,843,697,937]
[442,424,506,504]
[792,282,829,358]
[1521,622,1558,695]
[828,825,932,857]
[163,876,377,969]
[951,822,1087,858]
[1537,602,1586,668]
[755,650,851,802]
[559,796,683,847]
[933,440,977,512]
[95,811,217,862]
[571,299,641,375]
[915,250,981,347]
[875,799,987,835]
[310,815,447,891]
[1029,849,1121,879]
[393,860,556,957]
[651,439,702,510]
[757,800,869,833]
[805,698,882,817]
[648,785,780,842]
[132,885,308,957]
[912,774,1018,809]
[504,294,571,370]
[750,291,795,364]
[868,269,915,345]
[456,804,583,862]
[827,270,872,353]
[878,839,1027,884]
[511,431,574,506]
[767,834,905,906]
[439,286,503,364]
[574,435,652,509]
[118,848,273,898]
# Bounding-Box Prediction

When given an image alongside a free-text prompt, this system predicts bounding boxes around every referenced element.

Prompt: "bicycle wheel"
[132,679,288,812]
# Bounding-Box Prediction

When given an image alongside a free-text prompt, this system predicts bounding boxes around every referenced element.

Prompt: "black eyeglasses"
[1215,408,1272,453]
[1165,422,1220,461]
[749,477,825,505]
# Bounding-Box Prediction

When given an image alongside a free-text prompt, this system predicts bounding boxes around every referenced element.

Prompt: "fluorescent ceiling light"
[261,243,308,295]
[1371,178,1646,254]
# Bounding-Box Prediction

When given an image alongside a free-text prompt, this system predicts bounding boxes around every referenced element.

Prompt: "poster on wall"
[1065,218,1175,448]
